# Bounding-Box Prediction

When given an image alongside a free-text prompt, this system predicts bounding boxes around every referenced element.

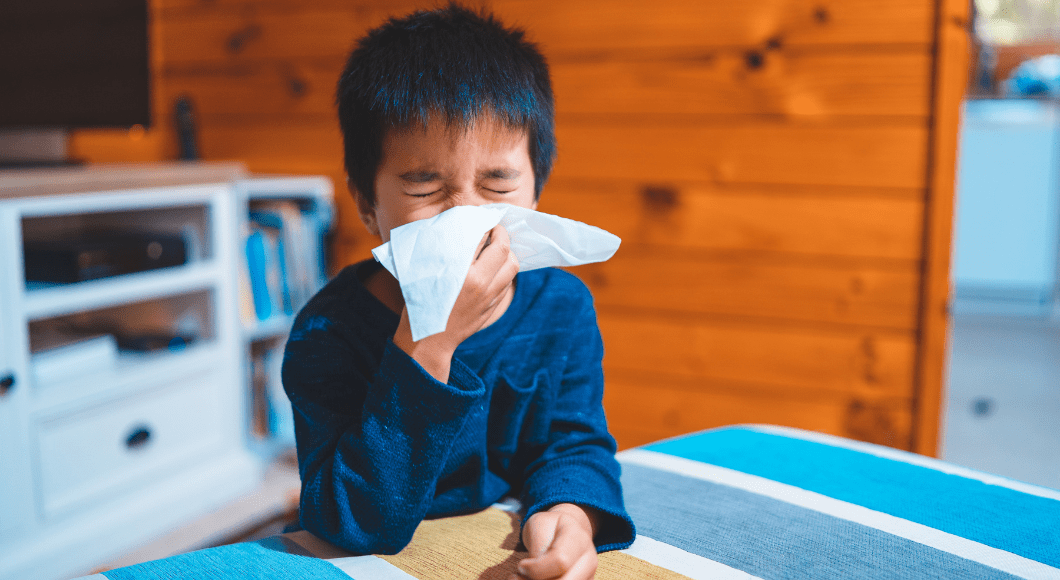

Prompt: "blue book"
[249,210,295,316]
[245,230,273,321]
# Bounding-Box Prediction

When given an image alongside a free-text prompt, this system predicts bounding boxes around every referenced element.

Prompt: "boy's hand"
[393,224,519,382]
[514,503,598,580]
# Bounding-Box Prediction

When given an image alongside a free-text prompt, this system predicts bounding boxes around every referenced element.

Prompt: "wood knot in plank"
[640,185,680,214]
[744,50,765,70]
[843,398,899,448]
[860,335,880,385]
[287,76,308,97]
[227,24,263,54]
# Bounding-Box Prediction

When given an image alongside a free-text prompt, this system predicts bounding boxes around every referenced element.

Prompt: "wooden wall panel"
[491,0,935,50]
[599,314,915,397]
[575,255,919,329]
[156,0,932,59]
[159,10,374,64]
[158,51,932,121]
[538,182,923,260]
[604,374,913,449]
[163,62,342,120]
[552,51,932,119]
[554,123,928,188]
[72,0,965,454]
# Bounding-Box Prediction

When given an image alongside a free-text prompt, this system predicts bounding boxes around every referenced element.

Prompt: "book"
[243,198,330,328]
[251,205,302,307]
[245,229,274,321]
[249,210,293,317]
[263,347,295,445]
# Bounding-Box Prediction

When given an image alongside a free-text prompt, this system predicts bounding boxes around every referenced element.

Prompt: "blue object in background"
[246,230,273,321]
[1003,55,1060,98]
[953,99,1060,306]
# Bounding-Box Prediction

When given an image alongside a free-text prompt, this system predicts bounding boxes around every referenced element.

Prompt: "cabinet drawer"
[35,373,227,519]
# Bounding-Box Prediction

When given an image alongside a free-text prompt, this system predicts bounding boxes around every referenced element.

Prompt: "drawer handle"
[125,426,152,450]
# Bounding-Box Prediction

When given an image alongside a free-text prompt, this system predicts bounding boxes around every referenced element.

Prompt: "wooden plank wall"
[71,0,969,453]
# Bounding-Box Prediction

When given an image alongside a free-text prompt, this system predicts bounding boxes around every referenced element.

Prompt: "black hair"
[336,3,555,206]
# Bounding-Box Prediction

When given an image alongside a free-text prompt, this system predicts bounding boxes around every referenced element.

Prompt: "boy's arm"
[282,313,486,555]
[517,290,636,554]
[283,228,517,555]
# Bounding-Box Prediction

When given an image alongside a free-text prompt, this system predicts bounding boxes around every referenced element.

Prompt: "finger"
[519,518,588,579]
[475,225,508,261]
[467,228,509,284]
[473,229,493,262]
[485,250,519,297]
[519,548,574,580]
[523,513,559,558]
[557,551,597,580]
[475,233,518,296]
[475,230,493,260]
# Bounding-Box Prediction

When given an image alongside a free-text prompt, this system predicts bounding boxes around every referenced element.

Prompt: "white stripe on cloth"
[744,424,1060,502]
[619,449,1060,580]
[68,576,108,580]
[622,535,763,580]
[328,555,418,579]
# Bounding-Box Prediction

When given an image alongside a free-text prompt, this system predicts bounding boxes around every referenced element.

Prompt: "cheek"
[374,200,442,242]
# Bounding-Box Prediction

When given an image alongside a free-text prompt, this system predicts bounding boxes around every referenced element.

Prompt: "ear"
[349,178,380,238]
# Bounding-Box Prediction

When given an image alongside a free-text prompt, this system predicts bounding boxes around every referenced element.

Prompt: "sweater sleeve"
[517,291,636,552]
[282,312,485,555]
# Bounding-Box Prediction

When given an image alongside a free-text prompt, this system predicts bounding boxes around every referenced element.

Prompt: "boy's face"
[356,116,537,242]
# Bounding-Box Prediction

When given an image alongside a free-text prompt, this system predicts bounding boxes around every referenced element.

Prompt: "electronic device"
[24,232,187,284]
[0,0,150,166]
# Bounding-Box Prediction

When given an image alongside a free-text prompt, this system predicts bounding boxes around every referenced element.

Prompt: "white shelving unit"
[235,176,333,457]
[0,164,332,580]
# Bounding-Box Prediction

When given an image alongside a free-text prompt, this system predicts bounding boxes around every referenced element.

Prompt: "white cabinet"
[0,164,332,580]
[0,206,35,541]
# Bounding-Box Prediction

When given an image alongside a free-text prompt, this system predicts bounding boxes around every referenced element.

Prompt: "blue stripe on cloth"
[620,462,1023,580]
[102,538,354,580]
[643,427,1060,567]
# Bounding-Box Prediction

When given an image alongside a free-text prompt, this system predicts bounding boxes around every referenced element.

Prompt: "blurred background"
[62,0,961,454]
[3,0,1059,577]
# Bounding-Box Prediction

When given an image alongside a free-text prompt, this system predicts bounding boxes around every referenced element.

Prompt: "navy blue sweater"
[281,260,635,555]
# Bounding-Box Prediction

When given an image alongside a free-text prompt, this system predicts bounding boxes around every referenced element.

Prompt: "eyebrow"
[398,171,442,183]
[479,168,521,180]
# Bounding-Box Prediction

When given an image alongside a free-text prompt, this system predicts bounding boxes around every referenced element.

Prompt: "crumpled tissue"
[372,203,620,341]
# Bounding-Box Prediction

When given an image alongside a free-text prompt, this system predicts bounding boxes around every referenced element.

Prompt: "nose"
[442,187,490,210]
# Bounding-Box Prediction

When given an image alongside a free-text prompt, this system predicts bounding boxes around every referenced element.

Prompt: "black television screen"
[0,0,151,129]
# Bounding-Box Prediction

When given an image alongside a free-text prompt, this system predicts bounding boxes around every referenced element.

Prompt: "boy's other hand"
[514,503,598,580]
[393,225,518,382]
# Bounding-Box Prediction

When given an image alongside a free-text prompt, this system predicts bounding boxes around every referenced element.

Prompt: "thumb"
[523,513,559,557]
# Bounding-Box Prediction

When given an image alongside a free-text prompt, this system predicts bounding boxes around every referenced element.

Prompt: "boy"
[281,5,635,579]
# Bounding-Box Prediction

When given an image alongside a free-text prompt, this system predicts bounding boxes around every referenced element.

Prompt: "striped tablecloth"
[78,425,1060,580]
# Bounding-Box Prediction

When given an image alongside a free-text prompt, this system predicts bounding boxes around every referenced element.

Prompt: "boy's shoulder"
[528,266,591,294]
[518,267,597,316]
[290,261,393,336]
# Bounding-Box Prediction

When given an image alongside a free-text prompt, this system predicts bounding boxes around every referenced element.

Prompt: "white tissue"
[372,203,620,341]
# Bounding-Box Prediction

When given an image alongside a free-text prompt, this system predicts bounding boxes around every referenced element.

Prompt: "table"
[75,425,1060,579]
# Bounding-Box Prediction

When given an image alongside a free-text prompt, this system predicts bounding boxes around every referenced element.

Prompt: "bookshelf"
[235,176,333,456]
[0,164,333,580]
